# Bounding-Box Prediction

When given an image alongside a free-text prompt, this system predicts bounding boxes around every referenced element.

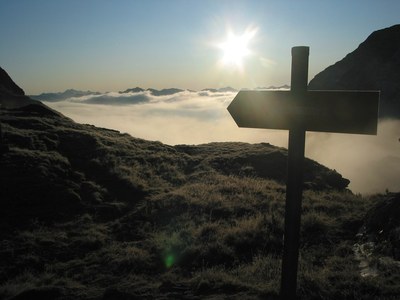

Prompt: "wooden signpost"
[227,46,379,299]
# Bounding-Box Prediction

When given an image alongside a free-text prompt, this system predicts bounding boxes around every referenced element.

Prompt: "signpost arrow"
[228,90,379,134]
[227,46,379,299]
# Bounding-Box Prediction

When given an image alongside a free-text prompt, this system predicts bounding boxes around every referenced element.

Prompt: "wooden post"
[227,45,378,299]
[280,46,309,299]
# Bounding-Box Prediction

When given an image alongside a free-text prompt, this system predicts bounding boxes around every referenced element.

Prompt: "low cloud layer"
[44,90,400,194]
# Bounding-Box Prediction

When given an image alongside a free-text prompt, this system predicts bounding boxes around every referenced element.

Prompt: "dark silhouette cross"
[227,46,379,299]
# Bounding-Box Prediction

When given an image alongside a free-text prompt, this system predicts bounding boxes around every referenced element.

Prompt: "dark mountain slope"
[309,24,400,118]
[0,67,62,116]
[0,67,25,96]
[0,103,349,230]
[0,66,350,230]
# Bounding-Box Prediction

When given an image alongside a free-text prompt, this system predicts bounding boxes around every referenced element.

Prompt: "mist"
[305,120,400,194]
[43,90,400,194]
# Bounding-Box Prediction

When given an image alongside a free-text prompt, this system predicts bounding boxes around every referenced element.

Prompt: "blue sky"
[1,0,400,94]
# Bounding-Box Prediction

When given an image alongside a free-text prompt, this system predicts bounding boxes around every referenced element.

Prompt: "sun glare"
[218,26,258,70]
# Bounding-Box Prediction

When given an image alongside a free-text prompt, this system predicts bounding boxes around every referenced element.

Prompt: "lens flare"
[217,26,258,70]
[165,254,175,268]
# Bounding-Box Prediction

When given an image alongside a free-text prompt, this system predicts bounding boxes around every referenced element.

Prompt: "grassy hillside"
[0,104,399,299]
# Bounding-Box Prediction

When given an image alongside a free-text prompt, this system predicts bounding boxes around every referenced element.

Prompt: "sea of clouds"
[42,89,400,194]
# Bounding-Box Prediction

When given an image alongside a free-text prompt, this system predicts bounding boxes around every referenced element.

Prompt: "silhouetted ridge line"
[309,24,400,118]
[31,89,101,102]
[0,67,25,97]
[0,67,66,115]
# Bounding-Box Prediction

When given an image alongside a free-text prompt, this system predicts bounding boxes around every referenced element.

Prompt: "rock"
[0,67,25,96]
[0,67,51,110]
[364,193,400,259]
[365,193,400,234]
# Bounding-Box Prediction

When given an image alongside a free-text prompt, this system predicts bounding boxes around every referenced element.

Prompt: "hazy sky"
[1,0,400,94]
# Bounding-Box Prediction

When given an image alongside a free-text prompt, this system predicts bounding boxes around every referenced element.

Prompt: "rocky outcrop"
[0,67,25,96]
[309,24,400,118]
[0,67,61,112]
[364,193,400,259]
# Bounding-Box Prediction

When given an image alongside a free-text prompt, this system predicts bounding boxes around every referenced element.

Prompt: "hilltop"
[309,24,400,118]
[0,68,48,110]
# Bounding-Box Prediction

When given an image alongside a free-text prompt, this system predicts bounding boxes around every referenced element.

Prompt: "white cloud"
[305,120,400,194]
[44,91,400,194]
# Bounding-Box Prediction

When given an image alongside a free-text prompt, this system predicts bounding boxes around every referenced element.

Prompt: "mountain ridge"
[309,24,400,118]
[0,67,62,111]
[29,86,294,102]
[0,67,25,97]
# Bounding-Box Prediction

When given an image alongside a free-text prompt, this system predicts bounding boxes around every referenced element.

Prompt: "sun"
[217,26,257,70]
